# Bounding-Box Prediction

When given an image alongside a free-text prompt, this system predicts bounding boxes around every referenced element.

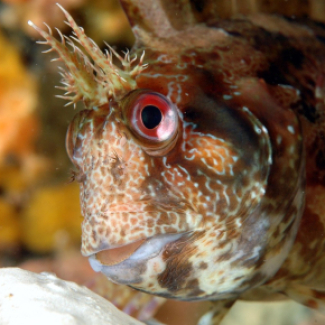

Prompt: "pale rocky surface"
[1,267,324,325]
[0,267,145,325]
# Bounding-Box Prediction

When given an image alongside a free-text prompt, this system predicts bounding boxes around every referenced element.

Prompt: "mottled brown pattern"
[30,1,325,324]
[158,260,193,293]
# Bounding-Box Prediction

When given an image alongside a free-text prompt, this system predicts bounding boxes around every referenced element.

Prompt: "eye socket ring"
[124,91,179,144]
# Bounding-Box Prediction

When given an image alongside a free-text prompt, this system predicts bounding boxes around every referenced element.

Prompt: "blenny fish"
[29,1,325,324]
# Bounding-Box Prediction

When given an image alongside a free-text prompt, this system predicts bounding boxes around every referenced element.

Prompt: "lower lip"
[89,233,185,271]
[95,239,146,266]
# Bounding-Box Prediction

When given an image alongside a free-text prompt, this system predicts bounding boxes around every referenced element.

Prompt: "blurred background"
[0,0,325,324]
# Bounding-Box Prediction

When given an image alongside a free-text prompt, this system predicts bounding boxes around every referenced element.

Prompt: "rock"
[0,267,145,325]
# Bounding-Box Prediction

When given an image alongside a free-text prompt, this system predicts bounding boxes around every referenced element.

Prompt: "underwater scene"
[1,0,325,324]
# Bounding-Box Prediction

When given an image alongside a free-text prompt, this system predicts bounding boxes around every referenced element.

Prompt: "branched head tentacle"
[28,3,148,108]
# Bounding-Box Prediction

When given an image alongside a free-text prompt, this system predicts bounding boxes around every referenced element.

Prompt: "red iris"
[125,91,178,143]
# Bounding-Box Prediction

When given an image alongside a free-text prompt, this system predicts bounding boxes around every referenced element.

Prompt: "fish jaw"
[88,233,186,285]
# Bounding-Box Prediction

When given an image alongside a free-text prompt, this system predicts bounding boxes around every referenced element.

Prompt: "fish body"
[30,1,325,323]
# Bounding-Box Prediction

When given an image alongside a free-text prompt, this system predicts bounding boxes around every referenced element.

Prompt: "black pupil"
[141,105,162,129]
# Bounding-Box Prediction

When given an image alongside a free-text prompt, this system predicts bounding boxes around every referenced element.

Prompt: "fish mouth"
[88,233,185,284]
[95,238,147,266]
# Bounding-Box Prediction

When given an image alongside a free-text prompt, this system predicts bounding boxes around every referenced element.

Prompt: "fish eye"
[124,91,178,144]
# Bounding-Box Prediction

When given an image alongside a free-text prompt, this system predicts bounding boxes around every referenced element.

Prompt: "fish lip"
[88,232,187,274]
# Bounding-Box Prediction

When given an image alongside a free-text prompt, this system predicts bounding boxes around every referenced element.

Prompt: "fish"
[29,1,325,324]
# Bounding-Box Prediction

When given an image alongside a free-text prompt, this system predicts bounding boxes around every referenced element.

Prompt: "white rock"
[0,267,145,325]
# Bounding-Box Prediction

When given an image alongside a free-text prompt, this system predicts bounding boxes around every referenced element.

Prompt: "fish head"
[31,3,305,300]
[64,50,279,299]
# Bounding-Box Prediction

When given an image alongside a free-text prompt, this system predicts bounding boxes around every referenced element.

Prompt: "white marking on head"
[287,125,295,134]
